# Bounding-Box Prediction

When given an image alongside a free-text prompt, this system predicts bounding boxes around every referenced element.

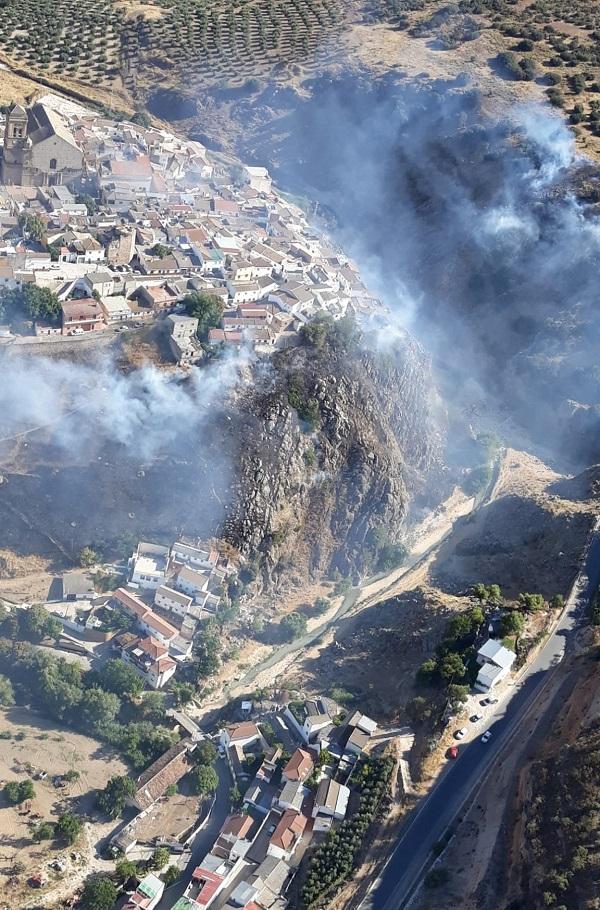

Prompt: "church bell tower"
[1,103,29,185]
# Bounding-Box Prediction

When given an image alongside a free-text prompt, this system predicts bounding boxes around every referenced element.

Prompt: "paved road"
[156,757,231,910]
[363,525,600,910]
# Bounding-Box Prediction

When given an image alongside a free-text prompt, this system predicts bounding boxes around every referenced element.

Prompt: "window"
[13,127,24,138]
[49,158,57,170]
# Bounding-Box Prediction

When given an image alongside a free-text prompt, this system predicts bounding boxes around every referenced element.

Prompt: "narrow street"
[155,757,231,910]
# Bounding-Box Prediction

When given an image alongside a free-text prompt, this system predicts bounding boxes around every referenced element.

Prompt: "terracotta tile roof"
[135,740,191,810]
[143,611,178,640]
[283,748,315,782]
[111,155,152,178]
[191,868,223,906]
[226,722,260,742]
[138,636,168,660]
[269,809,307,852]
[220,813,253,839]
[114,587,149,618]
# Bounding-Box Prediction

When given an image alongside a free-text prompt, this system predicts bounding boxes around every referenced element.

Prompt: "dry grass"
[0,706,126,905]
[0,65,41,107]
[115,0,166,21]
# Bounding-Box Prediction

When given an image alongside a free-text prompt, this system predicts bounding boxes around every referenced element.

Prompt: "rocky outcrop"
[224,332,444,587]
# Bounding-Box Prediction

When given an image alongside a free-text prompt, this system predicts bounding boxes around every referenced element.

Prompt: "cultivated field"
[0,706,126,907]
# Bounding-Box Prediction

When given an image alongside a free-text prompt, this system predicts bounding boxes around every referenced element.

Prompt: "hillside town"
[0,95,382,358]
[112,699,381,910]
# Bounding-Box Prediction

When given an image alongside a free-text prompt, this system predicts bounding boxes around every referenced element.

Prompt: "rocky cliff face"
[224,330,444,587]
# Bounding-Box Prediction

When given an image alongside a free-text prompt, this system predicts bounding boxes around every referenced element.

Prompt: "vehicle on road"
[454,728,467,739]
[481,696,498,706]
[470,712,484,722]
[447,746,459,759]
[481,730,492,743]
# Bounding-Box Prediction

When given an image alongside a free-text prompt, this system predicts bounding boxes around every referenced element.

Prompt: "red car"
[448,746,459,759]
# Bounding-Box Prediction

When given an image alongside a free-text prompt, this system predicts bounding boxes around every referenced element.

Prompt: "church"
[0,101,83,187]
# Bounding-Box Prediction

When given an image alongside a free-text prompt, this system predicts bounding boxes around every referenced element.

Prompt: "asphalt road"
[155,756,231,910]
[363,526,600,910]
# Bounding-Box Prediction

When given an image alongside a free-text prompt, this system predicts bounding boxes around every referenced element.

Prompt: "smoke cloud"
[0,349,248,461]
[265,75,600,465]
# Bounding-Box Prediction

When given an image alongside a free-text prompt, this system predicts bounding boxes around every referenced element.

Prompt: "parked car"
[447,746,459,759]
[454,728,467,740]
[482,696,499,706]
[470,712,484,723]
[481,730,492,743]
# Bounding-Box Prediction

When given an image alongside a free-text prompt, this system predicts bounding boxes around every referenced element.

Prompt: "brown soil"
[0,706,127,908]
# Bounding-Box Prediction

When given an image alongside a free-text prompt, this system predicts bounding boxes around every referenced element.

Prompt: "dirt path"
[190,482,482,725]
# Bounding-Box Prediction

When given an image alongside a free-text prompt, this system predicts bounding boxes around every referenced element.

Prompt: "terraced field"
[0,0,345,107]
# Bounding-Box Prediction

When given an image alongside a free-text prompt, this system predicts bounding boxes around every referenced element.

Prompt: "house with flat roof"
[99,294,132,322]
[61,297,105,334]
[130,541,169,589]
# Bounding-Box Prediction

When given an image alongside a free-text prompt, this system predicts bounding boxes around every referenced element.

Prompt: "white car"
[482,696,499,706]
[454,727,467,740]
[481,730,492,743]
[470,712,484,723]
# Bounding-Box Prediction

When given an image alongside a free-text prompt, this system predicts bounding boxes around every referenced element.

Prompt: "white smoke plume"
[0,348,250,462]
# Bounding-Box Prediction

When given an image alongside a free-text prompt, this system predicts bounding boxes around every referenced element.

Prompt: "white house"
[174,564,211,601]
[243,166,272,195]
[312,779,350,832]
[82,270,115,298]
[220,722,262,752]
[155,584,193,618]
[475,639,516,692]
[267,810,307,862]
[99,295,133,322]
[130,541,169,589]
[171,541,219,571]
[121,636,177,690]
[284,697,338,746]
[226,280,262,305]
[276,780,306,813]
[139,611,178,649]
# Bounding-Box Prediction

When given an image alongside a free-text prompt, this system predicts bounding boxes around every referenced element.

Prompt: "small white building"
[243,165,272,195]
[175,564,211,601]
[172,540,219,571]
[220,722,262,752]
[475,639,516,692]
[130,541,169,589]
[155,584,193,618]
[312,778,350,832]
[99,294,132,322]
